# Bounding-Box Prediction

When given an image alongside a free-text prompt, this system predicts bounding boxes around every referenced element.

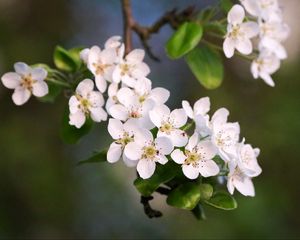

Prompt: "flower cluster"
[77,37,262,196]
[224,1,289,87]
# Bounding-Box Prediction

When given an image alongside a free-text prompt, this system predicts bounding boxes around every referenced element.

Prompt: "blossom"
[105,82,120,114]
[251,50,280,87]
[149,105,188,147]
[107,118,139,167]
[108,88,155,129]
[171,132,219,179]
[112,49,150,87]
[69,79,107,128]
[223,4,259,58]
[87,46,117,93]
[182,97,210,120]
[259,37,287,60]
[124,128,174,179]
[104,35,125,63]
[210,108,240,162]
[1,62,48,105]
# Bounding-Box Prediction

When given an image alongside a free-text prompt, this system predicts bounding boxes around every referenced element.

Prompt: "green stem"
[51,70,68,80]
[183,121,195,131]
[46,78,72,88]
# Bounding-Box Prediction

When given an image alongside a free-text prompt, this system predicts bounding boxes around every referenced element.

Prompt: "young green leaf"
[199,183,213,201]
[205,191,237,210]
[54,46,79,72]
[220,0,234,13]
[134,161,179,197]
[167,182,201,210]
[166,22,203,59]
[60,107,93,144]
[77,149,107,166]
[185,46,224,89]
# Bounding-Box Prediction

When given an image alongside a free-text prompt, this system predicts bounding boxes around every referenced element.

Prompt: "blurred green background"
[0,0,299,239]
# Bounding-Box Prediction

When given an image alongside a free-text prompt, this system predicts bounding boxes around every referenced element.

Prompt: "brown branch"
[121,0,196,60]
[140,196,162,218]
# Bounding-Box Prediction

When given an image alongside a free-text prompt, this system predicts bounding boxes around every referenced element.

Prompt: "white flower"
[104,35,125,63]
[171,132,219,179]
[149,105,188,147]
[251,50,280,87]
[259,20,290,43]
[240,0,281,22]
[133,77,170,105]
[69,79,107,128]
[223,4,259,58]
[210,108,240,162]
[107,118,139,167]
[227,163,255,197]
[108,88,155,129]
[259,37,287,60]
[124,128,174,179]
[112,49,150,87]
[182,97,210,120]
[1,62,48,105]
[80,48,90,64]
[105,82,120,114]
[87,46,117,93]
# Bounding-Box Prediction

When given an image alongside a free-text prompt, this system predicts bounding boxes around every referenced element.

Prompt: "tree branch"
[140,196,162,218]
[121,0,196,60]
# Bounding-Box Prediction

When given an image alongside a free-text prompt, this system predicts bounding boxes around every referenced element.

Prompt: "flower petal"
[236,38,253,55]
[95,75,107,93]
[31,67,47,81]
[228,4,245,24]
[223,37,235,58]
[182,100,194,119]
[76,79,94,97]
[117,87,135,106]
[69,96,80,114]
[194,97,210,116]
[137,159,156,179]
[149,87,170,104]
[32,81,49,97]
[124,142,143,161]
[182,164,199,179]
[14,62,30,75]
[90,107,107,122]
[157,155,168,165]
[171,149,186,164]
[187,132,199,151]
[108,118,124,139]
[149,104,170,127]
[134,128,153,144]
[155,137,174,155]
[69,111,86,128]
[241,21,259,38]
[1,72,21,89]
[199,160,219,177]
[107,142,122,163]
[196,140,217,160]
[170,108,187,128]
[122,153,138,167]
[169,129,188,147]
[109,104,128,121]
[12,87,31,105]
[234,176,255,197]
[126,49,145,63]
[131,62,150,79]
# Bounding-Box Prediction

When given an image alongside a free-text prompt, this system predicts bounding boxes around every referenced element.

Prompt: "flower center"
[76,94,91,114]
[116,132,133,147]
[120,63,130,76]
[142,145,158,160]
[129,110,141,118]
[184,150,201,167]
[93,63,110,75]
[229,25,243,39]
[159,122,173,134]
[139,95,146,103]
[20,74,36,91]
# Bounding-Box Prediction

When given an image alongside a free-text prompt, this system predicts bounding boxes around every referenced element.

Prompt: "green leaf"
[166,22,203,59]
[199,183,213,201]
[77,149,107,166]
[60,107,93,144]
[205,191,237,210]
[54,46,79,72]
[134,161,179,197]
[192,204,206,220]
[220,0,234,13]
[38,82,62,103]
[185,46,223,89]
[204,22,227,35]
[167,182,201,210]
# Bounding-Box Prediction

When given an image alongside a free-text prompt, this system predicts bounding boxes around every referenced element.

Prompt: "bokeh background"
[0,0,299,239]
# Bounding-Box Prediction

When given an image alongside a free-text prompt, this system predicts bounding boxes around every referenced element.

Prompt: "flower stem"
[183,121,195,131]
[46,78,72,88]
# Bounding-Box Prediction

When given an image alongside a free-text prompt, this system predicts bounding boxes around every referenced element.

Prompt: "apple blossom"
[1,62,48,105]
[223,4,259,58]
[124,128,174,179]
[182,97,210,120]
[149,105,188,147]
[69,79,107,128]
[171,132,219,179]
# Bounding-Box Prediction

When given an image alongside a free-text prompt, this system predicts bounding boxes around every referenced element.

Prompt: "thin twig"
[140,196,162,218]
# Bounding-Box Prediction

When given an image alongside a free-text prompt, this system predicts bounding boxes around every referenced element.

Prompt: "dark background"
[0,0,299,239]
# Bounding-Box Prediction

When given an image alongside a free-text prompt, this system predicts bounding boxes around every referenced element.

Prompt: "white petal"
[260,72,275,87]
[134,128,153,144]
[211,108,229,126]
[107,142,122,163]
[194,97,210,116]
[137,159,156,179]
[31,67,47,81]
[108,82,119,97]
[14,62,30,75]
[149,105,170,127]
[155,137,173,155]
[223,37,235,58]
[121,74,137,87]
[69,111,86,128]
[236,38,252,55]
[99,48,117,64]
[122,153,138,167]
[88,91,104,107]
[109,104,128,121]
[90,107,107,122]
[182,100,194,119]
[117,87,135,106]
[12,87,31,105]
[95,75,107,93]
[227,177,235,194]
[157,155,168,165]
[187,132,199,151]
[124,142,143,161]
[240,0,259,17]
[169,129,188,147]
[199,160,219,177]
[228,4,245,24]
[123,118,139,135]
[80,48,90,63]
[134,77,152,96]
[69,96,80,114]
[182,164,199,179]
[196,140,217,160]
[171,149,186,164]
[131,62,150,79]
[1,72,21,89]
[76,79,94,97]
[149,87,170,104]
[104,36,122,49]
[126,49,145,63]
[108,118,124,139]
[234,177,255,197]
[112,66,122,83]
[32,81,48,97]
[241,21,259,38]
[170,108,187,128]
[88,46,101,68]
